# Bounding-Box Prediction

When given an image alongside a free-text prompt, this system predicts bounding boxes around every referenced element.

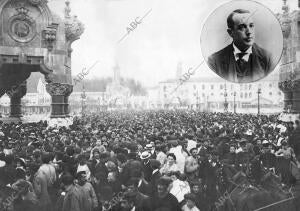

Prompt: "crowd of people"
[0,110,300,211]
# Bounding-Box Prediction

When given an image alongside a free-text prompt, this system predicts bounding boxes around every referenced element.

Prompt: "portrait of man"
[207,9,274,83]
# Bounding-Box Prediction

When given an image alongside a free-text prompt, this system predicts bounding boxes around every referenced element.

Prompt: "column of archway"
[45,82,73,118]
[6,81,27,118]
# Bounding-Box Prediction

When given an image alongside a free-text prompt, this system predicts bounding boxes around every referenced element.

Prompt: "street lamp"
[233,91,236,113]
[81,82,86,116]
[257,88,261,115]
[196,91,200,110]
[224,83,228,112]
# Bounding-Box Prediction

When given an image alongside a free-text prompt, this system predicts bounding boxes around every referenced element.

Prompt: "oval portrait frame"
[200,0,283,83]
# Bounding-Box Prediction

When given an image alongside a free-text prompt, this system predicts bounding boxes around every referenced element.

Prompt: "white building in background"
[157,67,284,113]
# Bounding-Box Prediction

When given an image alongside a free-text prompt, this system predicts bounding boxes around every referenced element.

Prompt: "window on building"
[163,86,167,92]
[245,93,248,98]
[269,83,272,88]
[211,85,214,89]
[278,92,282,96]
[249,92,252,98]
[269,92,272,96]
[202,85,205,90]
[220,85,223,89]
[202,93,205,97]
[211,93,214,96]
[249,84,252,90]
[240,93,243,98]
[231,84,234,90]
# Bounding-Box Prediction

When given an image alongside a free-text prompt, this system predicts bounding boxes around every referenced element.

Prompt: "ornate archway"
[0,0,84,120]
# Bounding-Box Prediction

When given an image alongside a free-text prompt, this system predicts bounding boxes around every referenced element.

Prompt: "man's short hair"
[61,174,74,186]
[227,9,251,29]
[126,177,140,187]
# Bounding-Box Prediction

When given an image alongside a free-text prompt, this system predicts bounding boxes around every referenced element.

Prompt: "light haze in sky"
[48,0,298,87]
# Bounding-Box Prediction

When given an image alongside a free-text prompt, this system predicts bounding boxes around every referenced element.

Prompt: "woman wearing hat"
[160,153,179,175]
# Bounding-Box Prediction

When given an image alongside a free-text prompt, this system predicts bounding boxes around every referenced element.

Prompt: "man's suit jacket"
[208,43,273,82]
[149,170,162,196]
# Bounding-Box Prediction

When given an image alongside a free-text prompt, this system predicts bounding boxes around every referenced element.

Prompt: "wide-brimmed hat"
[140,151,151,160]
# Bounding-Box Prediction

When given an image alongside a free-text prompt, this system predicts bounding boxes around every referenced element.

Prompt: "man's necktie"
[236,52,248,77]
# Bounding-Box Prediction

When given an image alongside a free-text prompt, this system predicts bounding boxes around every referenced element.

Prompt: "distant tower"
[113,63,121,84]
[176,62,183,79]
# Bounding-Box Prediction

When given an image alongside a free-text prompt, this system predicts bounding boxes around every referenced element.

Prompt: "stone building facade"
[0,0,84,121]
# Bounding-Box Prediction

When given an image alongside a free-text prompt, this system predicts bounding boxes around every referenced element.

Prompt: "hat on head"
[145,144,153,150]
[262,140,269,146]
[140,151,151,160]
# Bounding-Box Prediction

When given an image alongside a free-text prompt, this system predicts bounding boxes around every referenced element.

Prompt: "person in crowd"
[33,153,55,211]
[76,171,98,211]
[77,154,91,181]
[169,171,191,204]
[185,148,199,181]
[160,153,179,175]
[150,177,181,211]
[0,111,300,210]
[124,177,152,211]
[181,193,200,211]
[61,174,90,211]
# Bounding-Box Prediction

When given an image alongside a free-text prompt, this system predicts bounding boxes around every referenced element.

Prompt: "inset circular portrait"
[200,0,283,83]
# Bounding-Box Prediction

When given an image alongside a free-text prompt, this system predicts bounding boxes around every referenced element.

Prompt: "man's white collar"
[233,43,252,62]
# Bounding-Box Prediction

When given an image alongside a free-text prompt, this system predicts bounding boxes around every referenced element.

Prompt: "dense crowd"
[0,111,300,211]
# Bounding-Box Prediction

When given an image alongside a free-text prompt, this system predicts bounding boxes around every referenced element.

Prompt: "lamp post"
[224,83,228,112]
[257,88,261,115]
[233,91,236,113]
[196,91,199,110]
[81,82,86,116]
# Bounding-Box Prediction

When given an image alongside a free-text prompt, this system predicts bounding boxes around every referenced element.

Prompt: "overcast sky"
[48,0,298,87]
